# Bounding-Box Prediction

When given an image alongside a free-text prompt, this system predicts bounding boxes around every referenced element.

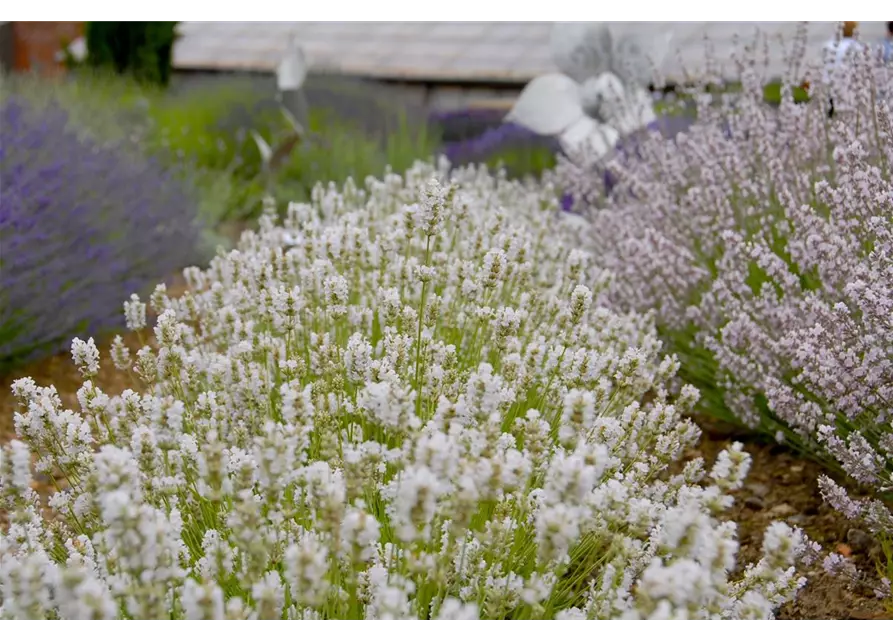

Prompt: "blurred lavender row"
[431,106,696,207]
[429,108,508,143]
[0,97,202,368]
[437,120,560,176]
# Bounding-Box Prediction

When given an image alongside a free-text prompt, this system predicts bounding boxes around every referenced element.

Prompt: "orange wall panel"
[12,21,84,76]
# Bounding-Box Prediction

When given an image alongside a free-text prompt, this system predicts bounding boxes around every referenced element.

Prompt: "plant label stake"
[252,34,310,196]
[277,34,310,132]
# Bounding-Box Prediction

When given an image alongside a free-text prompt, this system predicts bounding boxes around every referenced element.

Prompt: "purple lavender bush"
[557,30,893,595]
[444,125,559,175]
[430,107,508,143]
[0,96,202,369]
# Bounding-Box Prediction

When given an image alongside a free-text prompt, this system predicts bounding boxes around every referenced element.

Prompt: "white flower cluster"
[1,161,813,619]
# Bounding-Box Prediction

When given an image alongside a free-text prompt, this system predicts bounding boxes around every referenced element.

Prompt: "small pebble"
[846,528,872,553]
[768,503,796,517]
[748,482,770,497]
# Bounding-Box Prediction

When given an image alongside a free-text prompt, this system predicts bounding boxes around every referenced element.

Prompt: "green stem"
[414,236,432,415]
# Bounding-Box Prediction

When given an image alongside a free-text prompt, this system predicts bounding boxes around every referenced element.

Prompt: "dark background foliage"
[84,22,179,87]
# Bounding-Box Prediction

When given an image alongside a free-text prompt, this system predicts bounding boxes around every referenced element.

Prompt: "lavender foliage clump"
[557,30,893,541]
[0,97,202,368]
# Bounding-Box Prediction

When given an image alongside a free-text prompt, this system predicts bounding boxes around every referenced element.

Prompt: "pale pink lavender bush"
[556,28,893,545]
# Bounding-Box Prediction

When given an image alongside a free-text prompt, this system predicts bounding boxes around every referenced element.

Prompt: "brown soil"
[689,433,891,620]
[0,332,152,447]
[0,270,191,446]
[0,332,890,620]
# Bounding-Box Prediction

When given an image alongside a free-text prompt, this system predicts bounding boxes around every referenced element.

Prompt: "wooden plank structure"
[170,21,891,110]
[3,22,890,110]
[172,22,890,82]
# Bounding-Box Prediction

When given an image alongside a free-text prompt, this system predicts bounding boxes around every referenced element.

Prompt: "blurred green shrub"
[144,74,441,221]
[7,71,443,228]
[84,22,179,87]
[269,108,439,205]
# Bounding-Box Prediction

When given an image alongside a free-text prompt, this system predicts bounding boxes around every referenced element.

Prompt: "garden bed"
[1,330,887,620]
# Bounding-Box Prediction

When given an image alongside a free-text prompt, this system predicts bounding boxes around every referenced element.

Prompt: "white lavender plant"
[1,161,815,619]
